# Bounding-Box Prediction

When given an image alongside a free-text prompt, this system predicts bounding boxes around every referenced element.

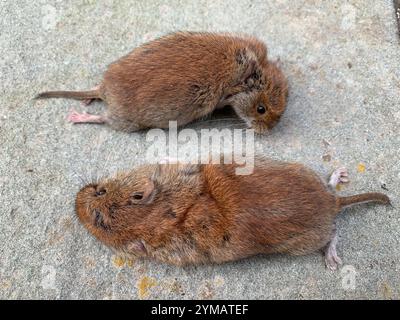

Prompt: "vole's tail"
[337,192,390,209]
[35,89,101,101]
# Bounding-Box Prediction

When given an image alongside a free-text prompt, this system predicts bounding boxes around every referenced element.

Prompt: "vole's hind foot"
[67,109,105,124]
[324,232,342,271]
[81,85,100,106]
[328,167,349,189]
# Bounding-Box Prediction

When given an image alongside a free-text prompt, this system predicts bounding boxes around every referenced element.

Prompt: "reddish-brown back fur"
[75,159,388,266]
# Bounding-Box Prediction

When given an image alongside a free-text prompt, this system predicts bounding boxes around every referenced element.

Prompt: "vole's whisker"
[71,169,86,187]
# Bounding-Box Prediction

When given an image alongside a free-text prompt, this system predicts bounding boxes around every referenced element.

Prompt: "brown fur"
[36,32,288,133]
[74,159,389,266]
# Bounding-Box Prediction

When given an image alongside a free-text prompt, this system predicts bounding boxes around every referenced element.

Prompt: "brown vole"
[74,159,390,270]
[35,32,288,133]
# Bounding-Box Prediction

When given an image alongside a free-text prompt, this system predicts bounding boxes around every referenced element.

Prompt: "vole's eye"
[96,188,106,196]
[256,104,266,114]
[132,192,144,200]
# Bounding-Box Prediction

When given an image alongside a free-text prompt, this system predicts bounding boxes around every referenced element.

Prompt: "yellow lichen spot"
[198,281,214,299]
[126,258,135,268]
[357,163,366,173]
[335,184,342,191]
[167,279,183,295]
[137,276,157,299]
[214,276,225,287]
[84,257,96,269]
[332,160,340,168]
[381,282,393,299]
[112,255,125,268]
[0,280,11,290]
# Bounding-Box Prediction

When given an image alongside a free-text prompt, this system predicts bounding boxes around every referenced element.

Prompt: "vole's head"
[75,166,160,255]
[75,163,203,256]
[231,61,288,134]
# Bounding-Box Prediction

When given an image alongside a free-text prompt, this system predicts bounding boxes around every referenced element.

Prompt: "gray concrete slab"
[0,0,399,299]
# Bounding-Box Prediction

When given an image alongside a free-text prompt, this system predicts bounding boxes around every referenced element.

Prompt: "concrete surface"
[1,0,399,299]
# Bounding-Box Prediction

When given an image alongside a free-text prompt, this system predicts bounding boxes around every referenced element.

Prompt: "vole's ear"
[235,48,258,84]
[241,59,257,85]
[126,239,147,255]
[130,178,155,205]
